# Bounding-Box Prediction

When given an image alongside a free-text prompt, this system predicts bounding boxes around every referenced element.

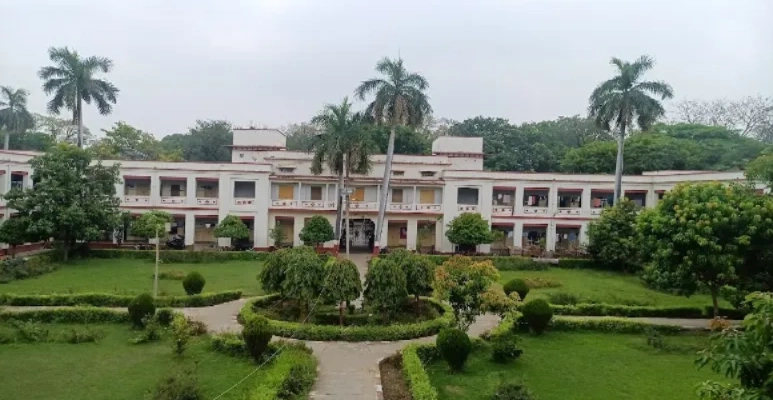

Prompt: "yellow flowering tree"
[433,255,499,331]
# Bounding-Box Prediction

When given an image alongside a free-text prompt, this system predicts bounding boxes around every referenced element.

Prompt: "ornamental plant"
[298,215,334,246]
[323,257,362,326]
[213,214,250,243]
[433,255,499,331]
[445,213,494,253]
[364,258,408,321]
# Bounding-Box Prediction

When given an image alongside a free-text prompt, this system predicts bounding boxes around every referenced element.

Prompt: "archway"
[340,218,375,253]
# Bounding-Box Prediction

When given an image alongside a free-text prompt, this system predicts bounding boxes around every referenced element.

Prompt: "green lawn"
[427,332,726,400]
[0,259,264,296]
[499,269,728,308]
[0,323,269,400]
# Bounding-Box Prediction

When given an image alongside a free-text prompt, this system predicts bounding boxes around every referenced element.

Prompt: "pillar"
[645,189,657,209]
[150,174,161,207]
[579,221,589,246]
[184,214,195,246]
[581,188,591,214]
[293,215,305,246]
[187,176,196,206]
[546,222,557,252]
[513,221,524,249]
[406,219,418,250]
[434,218,443,252]
[514,186,525,215]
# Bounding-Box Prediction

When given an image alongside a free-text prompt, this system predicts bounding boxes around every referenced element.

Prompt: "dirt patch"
[379,354,412,400]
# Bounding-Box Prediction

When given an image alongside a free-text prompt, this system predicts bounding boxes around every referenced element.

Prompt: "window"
[234,181,256,198]
[392,170,405,176]
[457,187,479,205]
[420,189,435,204]
[350,187,365,202]
[278,167,294,173]
[278,185,294,200]
[391,188,403,203]
[310,186,323,201]
[170,184,181,197]
[421,171,436,177]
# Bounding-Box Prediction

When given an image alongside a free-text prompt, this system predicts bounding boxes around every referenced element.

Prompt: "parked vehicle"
[165,235,186,250]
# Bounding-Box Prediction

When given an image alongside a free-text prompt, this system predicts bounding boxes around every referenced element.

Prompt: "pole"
[346,193,351,260]
[154,225,159,298]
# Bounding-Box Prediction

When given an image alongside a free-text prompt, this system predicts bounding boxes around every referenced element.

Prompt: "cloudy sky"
[2,0,771,137]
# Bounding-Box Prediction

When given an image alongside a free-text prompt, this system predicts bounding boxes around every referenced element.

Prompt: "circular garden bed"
[239,294,454,341]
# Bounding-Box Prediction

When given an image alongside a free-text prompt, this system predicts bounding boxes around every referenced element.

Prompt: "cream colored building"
[0,129,765,253]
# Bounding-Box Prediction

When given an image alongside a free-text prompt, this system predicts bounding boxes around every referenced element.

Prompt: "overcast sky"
[2,0,772,138]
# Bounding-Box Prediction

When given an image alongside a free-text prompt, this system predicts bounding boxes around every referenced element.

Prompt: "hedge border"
[542,303,746,319]
[87,249,272,263]
[239,294,455,341]
[0,306,179,325]
[491,313,685,335]
[402,344,439,400]
[407,255,550,271]
[0,290,242,308]
[249,343,317,400]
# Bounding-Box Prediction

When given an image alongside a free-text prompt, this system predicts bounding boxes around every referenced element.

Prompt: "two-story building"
[0,129,765,254]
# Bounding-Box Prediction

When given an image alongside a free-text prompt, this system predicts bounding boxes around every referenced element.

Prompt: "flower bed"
[239,294,454,341]
[0,290,242,307]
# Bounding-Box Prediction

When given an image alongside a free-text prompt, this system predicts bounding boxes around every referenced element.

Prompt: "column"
[406,219,418,250]
[293,215,305,246]
[513,221,524,249]
[579,221,589,246]
[267,215,277,246]
[186,176,196,206]
[645,189,657,209]
[546,222,557,252]
[412,186,417,210]
[549,185,558,213]
[514,186,525,215]
[434,219,443,252]
[184,213,195,246]
[581,188,591,214]
[150,174,161,207]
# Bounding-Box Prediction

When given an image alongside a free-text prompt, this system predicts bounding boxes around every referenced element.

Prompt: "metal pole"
[346,194,351,260]
[154,225,159,298]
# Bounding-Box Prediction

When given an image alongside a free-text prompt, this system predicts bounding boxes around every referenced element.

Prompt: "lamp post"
[341,186,353,260]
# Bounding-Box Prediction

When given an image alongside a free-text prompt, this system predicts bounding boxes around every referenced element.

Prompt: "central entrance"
[340,218,375,253]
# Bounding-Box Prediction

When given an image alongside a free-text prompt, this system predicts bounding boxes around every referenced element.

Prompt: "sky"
[2,0,772,138]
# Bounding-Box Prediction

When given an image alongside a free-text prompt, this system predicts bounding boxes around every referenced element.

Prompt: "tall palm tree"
[310,98,373,241]
[38,46,119,148]
[0,86,35,150]
[355,57,431,250]
[589,55,673,200]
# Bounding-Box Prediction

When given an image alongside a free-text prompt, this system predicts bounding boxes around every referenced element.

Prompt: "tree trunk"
[339,302,344,327]
[415,294,420,315]
[3,131,9,151]
[10,245,16,259]
[76,97,84,148]
[710,286,720,318]
[375,125,397,249]
[613,122,626,201]
[62,245,69,262]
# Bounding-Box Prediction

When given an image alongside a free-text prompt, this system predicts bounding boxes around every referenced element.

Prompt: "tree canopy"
[131,210,173,239]
[213,215,250,241]
[445,213,494,250]
[586,199,640,272]
[298,216,335,246]
[0,86,35,150]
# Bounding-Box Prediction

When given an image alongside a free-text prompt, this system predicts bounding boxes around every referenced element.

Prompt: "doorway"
[340,218,375,253]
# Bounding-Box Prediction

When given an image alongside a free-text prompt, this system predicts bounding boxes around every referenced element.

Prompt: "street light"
[341,186,353,260]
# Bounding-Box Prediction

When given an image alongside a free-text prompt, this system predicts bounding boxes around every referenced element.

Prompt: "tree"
[637,182,773,316]
[586,199,640,272]
[298,215,335,247]
[673,95,773,141]
[746,151,773,189]
[654,123,764,170]
[588,55,674,200]
[364,258,408,321]
[90,122,179,161]
[445,213,494,253]
[33,113,93,146]
[381,249,435,313]
[0,217,35,258]
[131,210,173,239]
[0,86,35,150]
[323,257,362,326]
[38,47,119,148]
[311,98,373,240]
[356,57,432,250]
[283,122,320,151]
[268,221,288,248]
[183,120,233,162]
[259,247,290,294]
[433,255,499,331]
[3,144,121,261]
[561,140,617,173]
[281,246,326,320]
[696,292,773,400]
[213,215,250,245]
[368,124,432,155]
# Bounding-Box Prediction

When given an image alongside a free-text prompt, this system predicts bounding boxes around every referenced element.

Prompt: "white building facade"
[0,129,765,254]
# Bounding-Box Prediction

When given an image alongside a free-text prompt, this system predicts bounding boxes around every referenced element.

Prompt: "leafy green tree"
[259,247,290,294]
[696,292,773,400]
[637,182,773,316]
[588,55,674,200]
[213,215,250,245]
[433,256,499,331]
[368,124,431,155]
[445,213,494,253]
[655,123,764,170]
[3,144,121,261]
[356,57,432,249]
[131,210,173,239]
[183,120,233,162]
[746,151,773,189]
[298,215,335,247]
[268,221,288,248]
[283,122,320,151]
[281,246,326,320]
[561,140,617,173]
[382,249,435,313]
[90,122,180,161]
[586,199,641,272]
[8,130,54,151]
[33,113,94,146]
[0,86,35,150]
[323,258,362,326]
[0,217,36,258]
[311,98,373,239]
[364,258,408,321]
[38,47,119,148]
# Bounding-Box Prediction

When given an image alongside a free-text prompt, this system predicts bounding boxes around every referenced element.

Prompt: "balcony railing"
[389,203,414,211]
[590,208,604,215]
[197,198,218,206]
[234,198,255,206]
[349,201,378,210]
[160,196,186,205]
[272,199,298,207]
[124,196,150,204]
[523,206,549,215]
[557,208,582,215]
[492,205,513,216]
[457,204,479,212]
[300,200,336,209]
[416,204,442,212]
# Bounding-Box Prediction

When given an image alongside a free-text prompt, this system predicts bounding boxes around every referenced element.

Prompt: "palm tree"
[355,57,431,250]
[38,47,119,148]
[0,86,35,150]
[589,55,673,201]
[310,98,373,241]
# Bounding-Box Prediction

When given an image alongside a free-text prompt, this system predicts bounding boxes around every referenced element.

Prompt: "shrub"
[171,314,191,355]
[0,255,57,284]
[63,327,104,344]
[492,382,533,400]
[364,258,408,321]
[548,292,579,305]
[502,279,529,300]
[436,328,472,371]
[249,344,317,400]
[586,198,641,272]
[131,315,162,344]
[433,256,499,331]
[298,215,334,246]
[157,271,185,280]
[491,334,523,363]
[156,308,176,326]
[0,307,130,324]
[242,315,273,361]
[0,291,242,308]
[402,344,440,400]
[182,272,205,295]
[187,319,207,336]
[482,287,519,318]
[148,367,203,400]
[87,249,272,263]
[128,293,156,328]
[523,277,561,289]
[521,299,553,335]
[12,320,50,343]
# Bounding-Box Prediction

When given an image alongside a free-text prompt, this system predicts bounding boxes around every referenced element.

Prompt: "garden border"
[86,249,272,263]
[544,303,745,319]
[239,294,455,341]
[401,343,439,400]
[0,290,242,308]
[490,313,685,336]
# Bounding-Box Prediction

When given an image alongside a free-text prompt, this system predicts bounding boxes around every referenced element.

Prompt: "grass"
[498,269,729,308]
[0,323,271,400]
[427,332,727,400]
[0,259,264,296]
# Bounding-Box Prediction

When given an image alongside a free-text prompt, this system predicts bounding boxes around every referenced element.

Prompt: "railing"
[457,204,479,212]
[492,205,514,216]
[197,198,218,206]
[124,196,150,204]
[300,200,336,209]
[271,199,297,207]
[234,198,255,206]
[160,196,186,205]
[416,204,442,212]
[389,203,414,211]
[590,208,604,215]
[349,201,378,210]
[522,207,549,215]
[557,208,582,215]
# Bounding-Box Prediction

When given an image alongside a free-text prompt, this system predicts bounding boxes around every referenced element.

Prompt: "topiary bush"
[128,293,156,328]
[492,382,533,400]
[436,328,472,371]
[502,279,529,300]
[182,272,205,295]
[491,334,523,363]
[242,315,273,361]
[521,299,553,335]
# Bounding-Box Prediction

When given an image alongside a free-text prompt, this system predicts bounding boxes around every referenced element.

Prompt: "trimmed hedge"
[549,303,705,318]
[402,344,439,400]
[0,307,131,324]
[250,343,317,400]
[240,294,454,341]
[0,290,242,308]
[487,313,685,337]
[87,249,272,263]
[420,255,548,271]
